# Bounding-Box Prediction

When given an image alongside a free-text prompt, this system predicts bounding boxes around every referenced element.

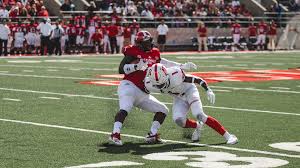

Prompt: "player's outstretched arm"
[118,56,146,74]
[160,58,197,70]
[184,75,215,104]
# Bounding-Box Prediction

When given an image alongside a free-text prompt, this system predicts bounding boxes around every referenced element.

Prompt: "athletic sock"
[223,131,231,141]
[205,116,226,136]
[150,121,161,135]
[112,121,122,134]
[184,119,198,128]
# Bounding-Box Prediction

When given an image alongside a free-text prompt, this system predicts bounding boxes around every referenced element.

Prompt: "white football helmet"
[147,63,169,89]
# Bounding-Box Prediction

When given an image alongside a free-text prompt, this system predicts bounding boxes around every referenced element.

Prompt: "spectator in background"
[102,20,111,54]
[255,20,267,50]
[130,19,139,45]
[37,18,52,55]
[51,20,64,56]
[87,1,97,18]
[107,21,118,54]
[156,19,168,52]
[197,22,208,52]
[75,22,86,54]
[123,21,131,47]
[28,4,38,16]
[60,0,71,12]
[116,23,124,53]
[0,19,10,56]
[268,20,277,51]
[0,5,9,18]
[124,0,138,16]
[91,28,103,54]
[38,6,48,17]
[231,20,241,52]
[248,22,257,50]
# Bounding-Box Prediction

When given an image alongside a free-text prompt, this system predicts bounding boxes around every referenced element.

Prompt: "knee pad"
[158,104,169,115]
[196,114,208,123]
[174,117,186,127]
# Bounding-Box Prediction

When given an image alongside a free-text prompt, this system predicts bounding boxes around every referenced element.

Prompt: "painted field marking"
[2,98,21,101]
[65,161,144,168]
[69,69,81,71]
[211,89,232,92]
[210,86,300,94]
[23,70,34,72]
[39,97,61,100]
[0,73,110,81]
[234,64,248,67]
[269,87,291,90]
[0,118,299,159]
[0,65,117,71]
[0,87,299,116]
[0,71,9,73]
[47,69,58,72]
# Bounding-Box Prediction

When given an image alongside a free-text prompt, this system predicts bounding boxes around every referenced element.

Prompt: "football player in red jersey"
[255,20,267,50]
[130,19,139,45]
[67,19,77,54]
[231,20,241,52]
[248,22,257,50]
[75,23,86,54]
[268,20,277,51]
[91,28,103,54]
[109,30,197,146]
[197,22,208,52]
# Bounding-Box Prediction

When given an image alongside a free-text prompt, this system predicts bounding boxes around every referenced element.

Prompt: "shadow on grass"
[97,141,226,155]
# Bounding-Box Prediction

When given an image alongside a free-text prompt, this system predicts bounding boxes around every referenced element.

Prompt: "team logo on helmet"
[135,31,152,42]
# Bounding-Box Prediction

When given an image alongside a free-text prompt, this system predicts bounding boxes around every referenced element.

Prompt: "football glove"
[181,62,197,70]
[206,88,215,104]
[136,59,148,71]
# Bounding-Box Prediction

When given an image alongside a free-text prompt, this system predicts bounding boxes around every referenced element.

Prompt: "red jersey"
[107,25,118,37]
[75,16,86,26]
[68,24,77,36]
[91,33,103,42]
[130,23,140,35]
[268,23,277,35]
[248,25,257,37]
[124,27,131,38]
[197,27,207,37]
[76,25,86,36]
[90,16,101,27]
[258,23,267,34]
[232,23,241,34]
[123,45,161,91]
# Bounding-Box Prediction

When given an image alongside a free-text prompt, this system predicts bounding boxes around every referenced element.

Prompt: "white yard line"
[0,71,9,73]
[269,87,291,90]
[0,87,299,116]
[23,70,34,72]
[210,86,300,94]
[0,73,109,81]
[0,65,117,71]
[212,89,232,92]
[47,69,58,72]
[2,98,21,101]
[39,97,61,100]
[0,118,299,158]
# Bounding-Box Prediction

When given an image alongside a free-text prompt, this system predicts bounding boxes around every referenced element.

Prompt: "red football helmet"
[135,30,153,51]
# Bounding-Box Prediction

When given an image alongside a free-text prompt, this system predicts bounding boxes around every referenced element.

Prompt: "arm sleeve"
[160,58,182,68]
[184,75,209,91]
[118,55,139,74]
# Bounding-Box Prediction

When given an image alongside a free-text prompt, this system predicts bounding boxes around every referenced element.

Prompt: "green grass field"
[0,52,299,168]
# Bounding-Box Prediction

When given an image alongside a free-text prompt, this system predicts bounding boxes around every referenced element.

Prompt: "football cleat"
[226,134,238,145]
[191,122,203,142]
[109,132,123,146]
[145,132,162,144]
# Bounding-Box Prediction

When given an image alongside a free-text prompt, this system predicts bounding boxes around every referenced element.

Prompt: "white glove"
[181,62,197,70]
[206,89,215,104]
[136,59,148,71]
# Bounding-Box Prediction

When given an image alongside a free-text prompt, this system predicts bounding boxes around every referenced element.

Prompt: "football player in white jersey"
[145,63,238,144]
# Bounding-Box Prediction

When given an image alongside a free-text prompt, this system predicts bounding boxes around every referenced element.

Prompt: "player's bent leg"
[109,109,129,146]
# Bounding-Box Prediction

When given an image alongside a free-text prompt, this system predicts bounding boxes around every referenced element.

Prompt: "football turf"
[0,52,299,168]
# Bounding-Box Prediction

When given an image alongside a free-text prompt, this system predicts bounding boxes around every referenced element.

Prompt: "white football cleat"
[226,134,238,145]
[145,132,162,144]
[109,133,123,146]
[191,128,201,141]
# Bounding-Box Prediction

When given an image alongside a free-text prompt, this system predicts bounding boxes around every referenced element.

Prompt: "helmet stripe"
[154,64,159,82]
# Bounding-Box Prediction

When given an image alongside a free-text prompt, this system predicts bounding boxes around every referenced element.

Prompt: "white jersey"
[145,67,195,97]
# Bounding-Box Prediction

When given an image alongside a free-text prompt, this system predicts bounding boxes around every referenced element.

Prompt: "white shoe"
[145,132,162,144]
[191,122,203,141]
[226,134,238,145]
[191,128,201,141]
[108,133,123,146]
